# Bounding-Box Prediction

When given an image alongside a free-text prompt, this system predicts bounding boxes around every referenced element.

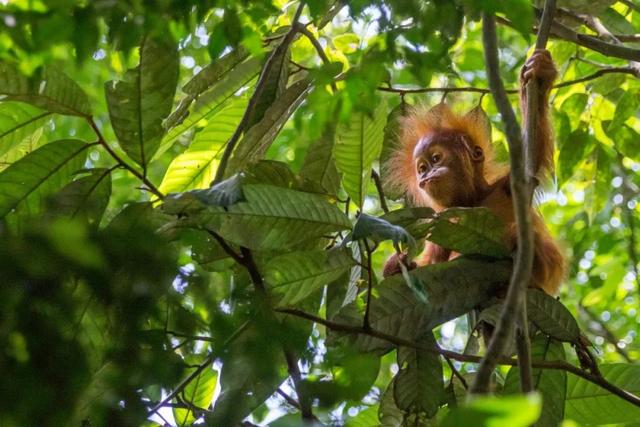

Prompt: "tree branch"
[297,25,338,93]
[87,117,165,200]
[275,307,640,408]
[376,65,638,96]
[471,10,534,395]
[371,169,390,213]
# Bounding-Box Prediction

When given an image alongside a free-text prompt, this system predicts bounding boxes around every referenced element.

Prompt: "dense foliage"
[1,0,640,426]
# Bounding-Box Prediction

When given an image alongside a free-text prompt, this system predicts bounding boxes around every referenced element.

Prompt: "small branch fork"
[86,116,165,200]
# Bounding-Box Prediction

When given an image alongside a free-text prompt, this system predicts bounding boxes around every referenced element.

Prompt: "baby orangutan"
[383,50,564,296]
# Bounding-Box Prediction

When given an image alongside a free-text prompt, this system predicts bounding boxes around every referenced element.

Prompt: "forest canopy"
[1,0,640,426]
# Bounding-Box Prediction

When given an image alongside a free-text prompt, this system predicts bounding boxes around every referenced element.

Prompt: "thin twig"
[149,354,215,416]
[274,307,640,408]
[445,356,468,390]
[87,117,165,200]
[371,169,389,213]
[377,65,638,96]
[297,25,338,92]
[213,2,305,184]
[277,388,301,409]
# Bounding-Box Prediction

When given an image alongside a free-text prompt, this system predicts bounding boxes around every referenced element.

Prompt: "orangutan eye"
[431,153,442,164]
[418,163,427,174]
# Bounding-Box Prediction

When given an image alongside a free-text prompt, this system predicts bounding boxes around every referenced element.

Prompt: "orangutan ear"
[464,105,492,142]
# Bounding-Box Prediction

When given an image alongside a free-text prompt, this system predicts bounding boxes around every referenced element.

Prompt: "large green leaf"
[46,168,112,227]
[105,36,179,167]
[426,207,510,258]
[441,394,541,427]
[159,57,261,158]
[334,101,387,208]
[265,249,355,306]
[0,63,91,117]
[380,207,436,238]
[0,102,51,158]
[182,47,249,96]
[227,78,312,175]
[246,41,291,128]
[557,129,595,187]
[379,381,405,427]
[527,289,580,342]
[332,257,512,353]
[503,335,567,427]
[158,98,247,194]
[171,184,351,250]
[173,366,218,426]
[565,364,640,425]
[394,332,444,417]
[607,90,639,133]
[300,124,341,196]
[0,139,89,219]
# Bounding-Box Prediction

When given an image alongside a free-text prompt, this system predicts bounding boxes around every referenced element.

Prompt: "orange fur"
[382,51,565,296]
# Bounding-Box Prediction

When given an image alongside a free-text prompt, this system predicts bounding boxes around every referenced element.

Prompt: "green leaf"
[441,394,541,427]
[345,405,379,427]
[503,335,567,427]
[607,90,639,133]
[46,168,112,227]
[498,0,534,40]
[352,213,415,248]
[158,98,247,194]
[566,364,640,425]
[332,257,512,353]
[300,124,341,196]
[558,129,594,186]
[380,207,436,237]
[105,36,179,167]
[560,94,588,130]
[0,102,51,158]
[159,57,261,158]
[394,332,444,417]
[604,121,640,161]
[177,184,350,250]
[227,78,312,175]
[173,367,218,426]
[0,63,91,117]
[426,208,511,258]
[182,47,249,96]
[0,139,89,219]
[265,249,355,306]
[379,381,405,427]
[246,42,291,128]
[334,101,387,208]
[527,289,580,342]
